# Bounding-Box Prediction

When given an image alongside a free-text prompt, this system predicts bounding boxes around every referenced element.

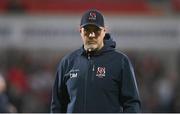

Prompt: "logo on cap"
[88,12,96,20]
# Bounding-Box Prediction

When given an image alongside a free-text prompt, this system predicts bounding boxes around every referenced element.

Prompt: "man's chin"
[87,45,96,49]
[85,45,98,52]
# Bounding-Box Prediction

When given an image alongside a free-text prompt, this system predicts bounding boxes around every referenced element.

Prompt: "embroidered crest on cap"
[89,12,96,20]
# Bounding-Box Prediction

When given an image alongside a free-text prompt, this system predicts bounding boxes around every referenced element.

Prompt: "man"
[51,9,141,113]
[0,74,17,112]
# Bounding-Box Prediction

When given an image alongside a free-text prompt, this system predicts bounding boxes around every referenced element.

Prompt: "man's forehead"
[83,24,104,29]
[84,24,99,28]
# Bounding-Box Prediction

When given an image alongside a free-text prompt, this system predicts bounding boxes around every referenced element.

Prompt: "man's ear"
[104,26,108,33]
[79,26,82,33]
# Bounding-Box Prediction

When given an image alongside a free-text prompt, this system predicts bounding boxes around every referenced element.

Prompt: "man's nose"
[89,32,95,38]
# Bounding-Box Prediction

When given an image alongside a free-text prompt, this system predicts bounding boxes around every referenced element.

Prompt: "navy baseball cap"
[80,9,104,28]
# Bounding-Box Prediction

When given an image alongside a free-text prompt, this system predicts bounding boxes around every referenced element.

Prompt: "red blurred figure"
[6,66,30,112]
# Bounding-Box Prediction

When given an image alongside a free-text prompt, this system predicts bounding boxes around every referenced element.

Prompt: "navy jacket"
[51,33,141,113]
[0,93,10,112]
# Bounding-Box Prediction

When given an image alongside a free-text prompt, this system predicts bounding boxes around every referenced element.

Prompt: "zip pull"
[92,64,95,81]
[88,54,90,60]
[87,48,92,60]
[92,65,95,71]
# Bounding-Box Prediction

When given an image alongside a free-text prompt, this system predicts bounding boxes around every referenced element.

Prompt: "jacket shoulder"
[114,50,130,60]
[57,49,81,68]
[112,50,134,68]
[63,49,81,61]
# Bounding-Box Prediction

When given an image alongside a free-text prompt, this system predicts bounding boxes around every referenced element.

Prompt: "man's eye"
[84,28,89,32]
[96,28,101,31]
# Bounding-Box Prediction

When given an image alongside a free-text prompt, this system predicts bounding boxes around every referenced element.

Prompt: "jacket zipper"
[84,54,95,112]
[92,64,95,81]
[88,55,95,81]
[84,53,90,112]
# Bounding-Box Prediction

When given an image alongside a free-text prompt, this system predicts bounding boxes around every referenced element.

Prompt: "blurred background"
[0,0,180,112]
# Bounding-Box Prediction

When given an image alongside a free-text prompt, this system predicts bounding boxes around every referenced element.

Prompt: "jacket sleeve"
[50,60,69,113]
[120,56,141,112]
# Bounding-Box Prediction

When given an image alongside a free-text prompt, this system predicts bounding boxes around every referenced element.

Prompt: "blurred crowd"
[127,51,180,112]
[0,0,179,16]
[0,49,179,112]
[0,49,59,112]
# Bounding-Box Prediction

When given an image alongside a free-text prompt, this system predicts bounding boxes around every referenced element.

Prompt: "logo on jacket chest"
[96,67,106,78]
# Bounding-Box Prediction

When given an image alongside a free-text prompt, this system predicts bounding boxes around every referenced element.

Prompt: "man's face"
[80,25,106,52]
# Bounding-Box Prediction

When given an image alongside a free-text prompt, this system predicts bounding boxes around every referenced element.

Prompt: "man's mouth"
[87,41,96,44]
